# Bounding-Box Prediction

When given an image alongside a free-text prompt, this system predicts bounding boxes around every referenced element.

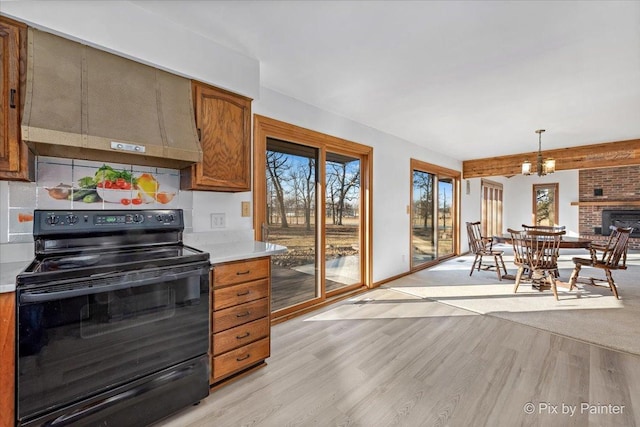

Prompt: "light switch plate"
[241,201,250,217]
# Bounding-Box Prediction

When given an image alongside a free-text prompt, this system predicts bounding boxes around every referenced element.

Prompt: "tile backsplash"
[6,156,193,242]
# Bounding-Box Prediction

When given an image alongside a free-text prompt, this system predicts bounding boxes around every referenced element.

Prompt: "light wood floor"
[155,288,640,427]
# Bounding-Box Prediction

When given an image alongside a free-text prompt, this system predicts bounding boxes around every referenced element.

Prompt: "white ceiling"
[132,0,640,161]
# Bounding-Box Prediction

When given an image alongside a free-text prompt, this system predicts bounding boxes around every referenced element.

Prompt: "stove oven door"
[16,261,210,426]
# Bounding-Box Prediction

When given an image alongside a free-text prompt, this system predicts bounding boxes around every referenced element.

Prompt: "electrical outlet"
[241,201,250,217]
[210,213,226,229]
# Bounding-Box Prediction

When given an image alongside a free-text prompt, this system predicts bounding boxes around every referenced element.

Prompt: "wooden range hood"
[463,138,640,178]
[21,28,202,169]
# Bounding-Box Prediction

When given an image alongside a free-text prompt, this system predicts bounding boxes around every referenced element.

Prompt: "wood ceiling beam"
[462,138,640,179]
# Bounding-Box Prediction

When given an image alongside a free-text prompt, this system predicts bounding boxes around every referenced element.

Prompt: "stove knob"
[133,214,144,223]
[46,214,59,225]
[66,214,79,224]
[156,214,164,222]
[166,214,174,222]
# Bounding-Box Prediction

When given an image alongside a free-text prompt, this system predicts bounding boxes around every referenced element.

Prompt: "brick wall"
[578,166,640,249]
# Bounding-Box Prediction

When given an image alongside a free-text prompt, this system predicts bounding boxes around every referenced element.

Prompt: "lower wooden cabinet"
[210,257,271,385]
[0,292,15,427]
[212,337,270,382]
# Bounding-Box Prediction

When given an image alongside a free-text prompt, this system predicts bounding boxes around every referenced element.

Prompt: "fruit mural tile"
[71,164,105,209]
[36,161,74,210]
[132,166,179,208]
[5,157,196,241]
[66,161,138,208]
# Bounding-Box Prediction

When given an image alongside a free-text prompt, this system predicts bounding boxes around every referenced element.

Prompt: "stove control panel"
[34,209,184,236]
[95,213,146,225]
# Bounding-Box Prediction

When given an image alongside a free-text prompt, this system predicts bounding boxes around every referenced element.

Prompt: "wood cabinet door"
[0,18,31,181]
[181,83,251,191]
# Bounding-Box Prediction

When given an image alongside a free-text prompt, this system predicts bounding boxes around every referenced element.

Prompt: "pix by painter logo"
[523,401,625,416]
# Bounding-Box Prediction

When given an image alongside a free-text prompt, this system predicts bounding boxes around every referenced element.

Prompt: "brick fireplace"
[578,166,640,249]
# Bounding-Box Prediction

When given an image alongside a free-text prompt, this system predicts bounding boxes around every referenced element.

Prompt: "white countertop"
[0,240,286,293]
[193,240,287,264]
[0,261,30,293]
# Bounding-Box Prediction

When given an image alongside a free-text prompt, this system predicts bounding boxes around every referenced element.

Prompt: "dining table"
[492,233,593,285]
[493,233,593,249]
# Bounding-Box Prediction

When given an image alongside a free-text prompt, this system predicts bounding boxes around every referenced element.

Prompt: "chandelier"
[521,129,555,176]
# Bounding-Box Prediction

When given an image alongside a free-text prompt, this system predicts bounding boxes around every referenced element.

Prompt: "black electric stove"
[15,209,211,427]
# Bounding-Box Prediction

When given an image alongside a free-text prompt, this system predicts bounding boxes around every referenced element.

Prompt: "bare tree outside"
[289,158,316,231]
[266,150,290,228]
[326,161,360,226]
[413,171,433,229]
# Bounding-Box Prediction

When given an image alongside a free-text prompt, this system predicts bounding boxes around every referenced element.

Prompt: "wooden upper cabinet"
[0,17,33,181]
[181,82,252,191]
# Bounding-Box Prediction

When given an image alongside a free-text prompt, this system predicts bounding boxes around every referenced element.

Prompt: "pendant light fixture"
[522,129,555,176]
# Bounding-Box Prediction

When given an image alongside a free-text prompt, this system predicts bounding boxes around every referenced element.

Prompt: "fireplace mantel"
[571,200,640,206]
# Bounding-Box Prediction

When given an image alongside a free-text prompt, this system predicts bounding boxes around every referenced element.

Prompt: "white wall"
[463,170,580,247]
[503,170,580,236]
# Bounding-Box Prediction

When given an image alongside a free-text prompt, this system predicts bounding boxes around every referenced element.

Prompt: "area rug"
[385,246,640,356]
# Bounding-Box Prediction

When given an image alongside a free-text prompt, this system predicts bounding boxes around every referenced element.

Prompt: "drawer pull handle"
[10,89,16,108]
[236,354,251,362]
[237,290,251,296]
[236,332,251,339]
[236,270,251,275]
[236,311,251,318]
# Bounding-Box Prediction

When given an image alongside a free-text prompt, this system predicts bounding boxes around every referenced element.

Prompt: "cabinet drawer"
[213,278,268,310]
[213,258,269,287]
[212,337,270,382]
[212,298,268,333]
[212,317,270,356]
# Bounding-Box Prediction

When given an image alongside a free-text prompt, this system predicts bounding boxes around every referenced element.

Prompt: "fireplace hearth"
[601,210,640,237]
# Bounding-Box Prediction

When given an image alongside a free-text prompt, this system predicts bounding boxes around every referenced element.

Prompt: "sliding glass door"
[437,177,454,258]
[325,153,361,293]
[254,115,372,318]
[265,139,320,311]
[412,170,436,265]
[411,159,459,270]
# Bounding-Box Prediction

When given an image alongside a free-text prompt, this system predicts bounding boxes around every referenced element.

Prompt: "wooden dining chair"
[568,226,633,299]
[508,228,565,300]
[466,221,507,280]
[522,225,566,277]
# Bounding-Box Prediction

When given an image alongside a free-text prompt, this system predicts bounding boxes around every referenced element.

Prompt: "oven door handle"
[20,268,207,304]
